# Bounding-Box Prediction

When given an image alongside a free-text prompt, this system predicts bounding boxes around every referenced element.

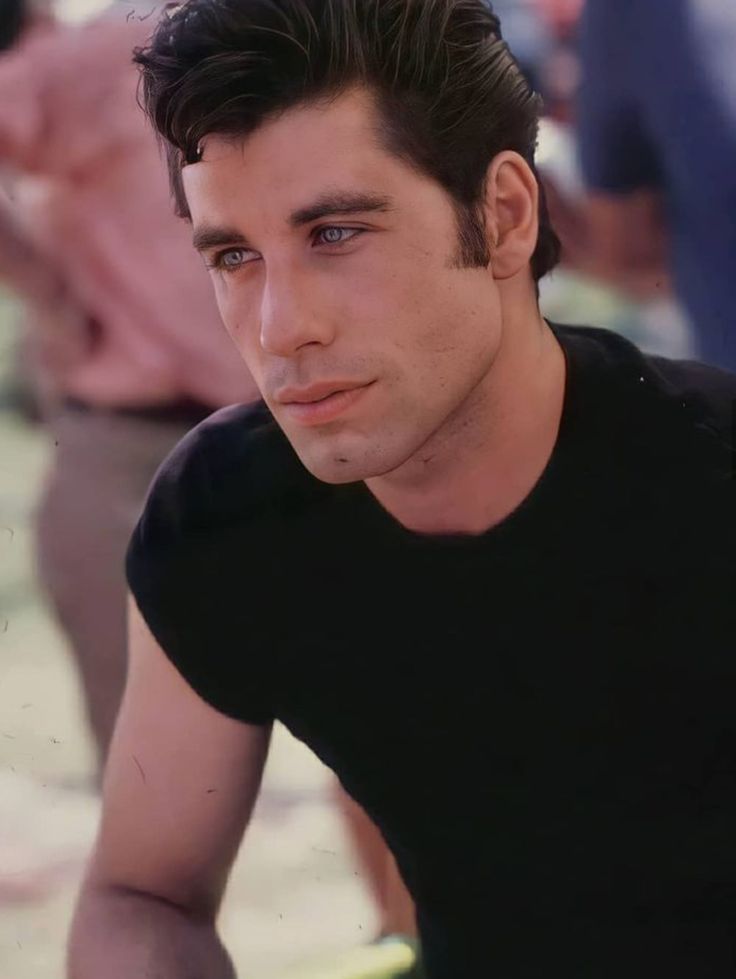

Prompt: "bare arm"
[543,177,672,300]
[67,596,272,979]
[0,193,66,303]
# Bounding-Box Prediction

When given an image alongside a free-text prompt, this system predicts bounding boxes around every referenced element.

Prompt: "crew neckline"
[345,321,586,549]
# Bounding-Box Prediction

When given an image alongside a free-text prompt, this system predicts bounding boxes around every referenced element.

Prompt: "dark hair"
[0,0,28,52]
[135,0,560,280]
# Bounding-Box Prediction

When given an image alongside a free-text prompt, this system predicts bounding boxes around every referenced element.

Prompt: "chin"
[295,435,416,486]
[297,452,376,486]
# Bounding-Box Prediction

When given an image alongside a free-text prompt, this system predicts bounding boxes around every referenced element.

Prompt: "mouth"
[276,382,375,426]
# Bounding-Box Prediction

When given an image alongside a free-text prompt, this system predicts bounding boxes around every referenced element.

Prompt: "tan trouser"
[35,404,195,773]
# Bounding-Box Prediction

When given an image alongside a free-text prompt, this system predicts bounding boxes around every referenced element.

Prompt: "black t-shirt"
[127,325,736,977]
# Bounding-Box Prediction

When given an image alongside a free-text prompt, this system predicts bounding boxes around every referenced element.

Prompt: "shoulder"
[555,324,736,474]
[134,401,318,550]
[125,402,303,724]
[557,323,736,406]
[644,353,736,442]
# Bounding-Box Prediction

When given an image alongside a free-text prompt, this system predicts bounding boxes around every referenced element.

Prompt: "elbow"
[79,856,223,925]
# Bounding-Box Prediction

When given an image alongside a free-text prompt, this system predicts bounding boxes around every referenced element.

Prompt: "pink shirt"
[0,14,258,409]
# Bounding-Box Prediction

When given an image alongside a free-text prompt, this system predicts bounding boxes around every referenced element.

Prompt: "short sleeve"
[577,0,662,193]
[125,408,278,726]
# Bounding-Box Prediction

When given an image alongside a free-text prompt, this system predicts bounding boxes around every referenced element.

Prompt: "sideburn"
[450,201,491,269]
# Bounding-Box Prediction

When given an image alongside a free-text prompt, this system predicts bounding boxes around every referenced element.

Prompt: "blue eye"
[316,227,361,246]
[208,248,258,272]
[221,249,248,268]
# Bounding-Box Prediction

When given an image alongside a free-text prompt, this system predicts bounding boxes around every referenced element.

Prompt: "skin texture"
[185,88,566,535]
[67,599,268,979]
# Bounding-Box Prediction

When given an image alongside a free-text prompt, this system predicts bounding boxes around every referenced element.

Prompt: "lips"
[274,381,375,426]
[274,381,368,405]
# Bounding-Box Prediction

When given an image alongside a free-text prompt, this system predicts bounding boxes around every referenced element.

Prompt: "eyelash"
[206,226,364,273]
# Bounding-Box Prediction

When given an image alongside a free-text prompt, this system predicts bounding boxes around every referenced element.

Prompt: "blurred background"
[2,0,732,974]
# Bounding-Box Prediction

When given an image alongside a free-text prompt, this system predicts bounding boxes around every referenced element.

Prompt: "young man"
[68,1,736,977]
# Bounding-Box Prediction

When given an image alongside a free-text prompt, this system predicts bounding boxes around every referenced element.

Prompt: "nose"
[259,265,336,357]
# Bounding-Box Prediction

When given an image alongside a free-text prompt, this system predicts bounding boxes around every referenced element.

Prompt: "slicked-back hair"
[135,0,560,281]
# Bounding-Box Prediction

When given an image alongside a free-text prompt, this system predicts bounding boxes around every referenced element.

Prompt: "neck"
[364,308,567,536]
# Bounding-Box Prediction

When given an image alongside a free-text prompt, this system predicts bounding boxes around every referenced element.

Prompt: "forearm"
[543,177,672,300]
[67,884,238,979]
[566,251,672,301]
[0,201,65,303]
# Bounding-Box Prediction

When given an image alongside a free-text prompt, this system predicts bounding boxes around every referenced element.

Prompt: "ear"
[483,151,539,280]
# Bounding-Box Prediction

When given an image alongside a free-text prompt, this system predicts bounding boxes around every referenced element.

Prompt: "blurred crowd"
[0,0,734,969]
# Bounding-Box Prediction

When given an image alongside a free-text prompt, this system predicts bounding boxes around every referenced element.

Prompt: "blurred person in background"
[487,0,580,117]
[0,0,259,776]
[547,0,736,371]
[490,0,554,98]
[527,0,582,122]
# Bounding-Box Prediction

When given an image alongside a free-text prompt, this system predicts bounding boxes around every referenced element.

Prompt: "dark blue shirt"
[578,0,736,371]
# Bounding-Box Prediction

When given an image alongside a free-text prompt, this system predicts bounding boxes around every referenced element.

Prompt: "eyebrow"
[289,192,394,227]
[192,226,254,254]
[192,193,394,254]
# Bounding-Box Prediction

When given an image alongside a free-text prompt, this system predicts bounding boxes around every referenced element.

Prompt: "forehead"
[181,89,435,226]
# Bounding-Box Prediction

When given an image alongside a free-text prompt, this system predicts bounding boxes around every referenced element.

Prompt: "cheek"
[387,275,501,398]
[384,273,478,359]
[211,280,267,373]
[214,279,257,341]
[342,254,435,343]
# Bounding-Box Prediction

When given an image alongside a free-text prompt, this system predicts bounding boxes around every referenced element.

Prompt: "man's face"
[183,89,504,484]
